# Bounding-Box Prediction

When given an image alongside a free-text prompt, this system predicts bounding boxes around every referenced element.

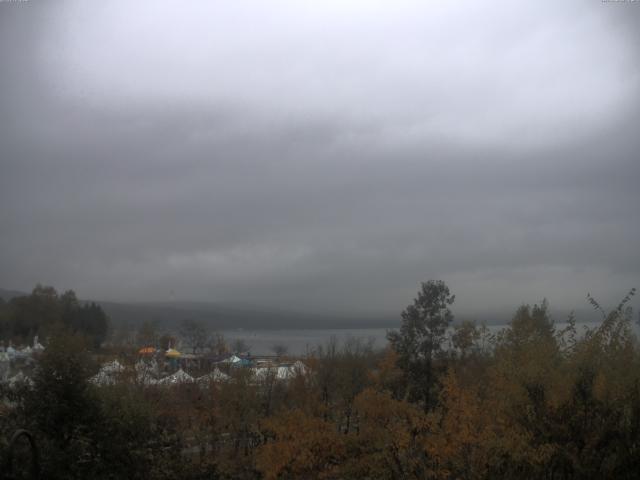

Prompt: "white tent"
[90,371,116,386]
[90,359,126,385]
[253,366,292,381]
[276,366,294,380]
[135,359,160,385]
[101,359,124,374]
[33,336,45,352]
[253,361,307,382]
[136,373,157,386]
[197,368,230,384]
[8,371,34,388]
[221,354,242,364]
[157,368,194,385]
[291,360,307,376]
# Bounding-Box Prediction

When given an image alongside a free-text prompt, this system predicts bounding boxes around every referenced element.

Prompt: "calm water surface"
[221,320,632,355]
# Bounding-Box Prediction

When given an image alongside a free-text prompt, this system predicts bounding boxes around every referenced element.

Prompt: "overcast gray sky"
[1,0,639,320]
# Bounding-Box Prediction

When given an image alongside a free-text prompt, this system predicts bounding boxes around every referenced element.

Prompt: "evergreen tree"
[387,280,455,410]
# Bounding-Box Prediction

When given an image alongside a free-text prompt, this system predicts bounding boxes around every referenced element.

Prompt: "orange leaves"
[370,347,404,396]
[346,388,429,479]
[257,390,430,479]
[354,387,425,435]
[257,410,345,480]
[424,369,493,479]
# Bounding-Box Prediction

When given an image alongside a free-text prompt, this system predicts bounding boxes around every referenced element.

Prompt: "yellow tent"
[165,348,181,358]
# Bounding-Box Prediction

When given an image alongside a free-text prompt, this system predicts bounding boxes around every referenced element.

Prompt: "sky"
[1,0,639,321]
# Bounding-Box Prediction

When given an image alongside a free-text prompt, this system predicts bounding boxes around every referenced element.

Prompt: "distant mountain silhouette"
[0,287,394,329]
[96,299,397,330]
[0,288,27,301]
[1,287,605,330]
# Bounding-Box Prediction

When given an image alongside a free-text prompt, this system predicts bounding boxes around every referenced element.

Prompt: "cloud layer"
[1,0,639,319]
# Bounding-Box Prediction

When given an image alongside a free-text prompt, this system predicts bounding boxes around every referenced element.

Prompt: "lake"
[220,320,633,355]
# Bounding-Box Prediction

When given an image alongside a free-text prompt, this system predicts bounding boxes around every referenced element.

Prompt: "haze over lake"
[221,320,637,356]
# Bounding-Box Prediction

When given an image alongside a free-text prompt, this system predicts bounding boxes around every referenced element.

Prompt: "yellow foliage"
[256,410,345,480]
[348,388,429,479]
[424,369,495,479]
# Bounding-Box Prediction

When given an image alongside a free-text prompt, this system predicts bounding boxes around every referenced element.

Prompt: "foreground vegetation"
[1,281,639,479]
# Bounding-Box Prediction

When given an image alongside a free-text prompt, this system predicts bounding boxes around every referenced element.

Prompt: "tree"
[348,388,429,479]
[179,319,208,354]
[371,347,405,399]
[68,301,110,349]
[137,320,158,347]
[334,337,375,433]
[451,320,480,359]
[59,289,80,313]
[16,332,185,479]
[159,332,177,351]
[0,297,9,340]
[210,331,229,355]
[504,300,555,349]
[232,338,250,354]
[3,286,109,348]
[271,343,288,358]
[425,369,494,479]
[387,280,455,410]
[21,332,100,477]
[8,285,62,339]
[215,368,261,477]
[257,409,345,480]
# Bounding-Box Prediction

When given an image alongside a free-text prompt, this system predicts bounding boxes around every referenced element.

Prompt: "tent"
[101,359,124,374]
[157,368,193,385]
[33,336,45,352]
[8,371,34,388]
[138,346,156,355]
[135,359,159,385]
[253,361,307,382]
[224,354,252,367]
[90,359,126,385]
[165,348,181,358]
[197,368,230,384]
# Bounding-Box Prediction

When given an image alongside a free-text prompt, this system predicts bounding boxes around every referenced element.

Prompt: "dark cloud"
[1,1,639,320]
